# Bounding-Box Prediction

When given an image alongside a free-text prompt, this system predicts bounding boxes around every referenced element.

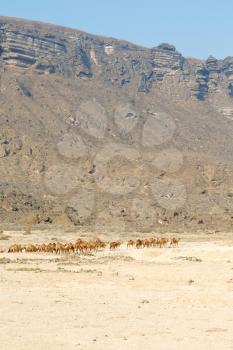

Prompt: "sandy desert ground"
[0,230,233,350]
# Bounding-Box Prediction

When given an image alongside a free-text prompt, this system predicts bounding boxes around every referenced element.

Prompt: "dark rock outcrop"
[222,57,233,97]
[150,43,184,81]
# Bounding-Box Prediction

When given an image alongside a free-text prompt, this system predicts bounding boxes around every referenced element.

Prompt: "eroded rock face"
[222,57,233,96]
[205,56,219,93]
[1,17,233,100]
[150,43,184,81]
[0,28,65,68]
[193,66,209,100]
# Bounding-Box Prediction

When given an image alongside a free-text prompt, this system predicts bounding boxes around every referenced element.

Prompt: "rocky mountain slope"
[1,16,233,234]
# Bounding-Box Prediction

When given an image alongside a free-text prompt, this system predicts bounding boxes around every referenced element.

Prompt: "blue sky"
[0,0,232,59]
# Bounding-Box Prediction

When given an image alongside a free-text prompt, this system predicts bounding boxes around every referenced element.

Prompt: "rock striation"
[1,17,233,99]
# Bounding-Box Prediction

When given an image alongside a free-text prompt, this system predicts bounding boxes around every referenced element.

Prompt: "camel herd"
[7,237,180,255]
[7,239,105,254]
[127,237,180,248]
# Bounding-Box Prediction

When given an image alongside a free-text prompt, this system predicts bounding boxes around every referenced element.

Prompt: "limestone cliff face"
[0,16,233,100]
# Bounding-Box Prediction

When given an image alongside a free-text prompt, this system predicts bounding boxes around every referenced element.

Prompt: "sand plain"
[0,231,233,350]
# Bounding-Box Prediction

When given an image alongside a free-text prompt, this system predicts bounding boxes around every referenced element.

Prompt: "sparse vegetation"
[0,257,11,264]
[0,233,10,240]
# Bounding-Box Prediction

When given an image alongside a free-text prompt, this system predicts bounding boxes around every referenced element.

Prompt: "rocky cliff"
[1,16,233,234]
[1,16,233,99]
